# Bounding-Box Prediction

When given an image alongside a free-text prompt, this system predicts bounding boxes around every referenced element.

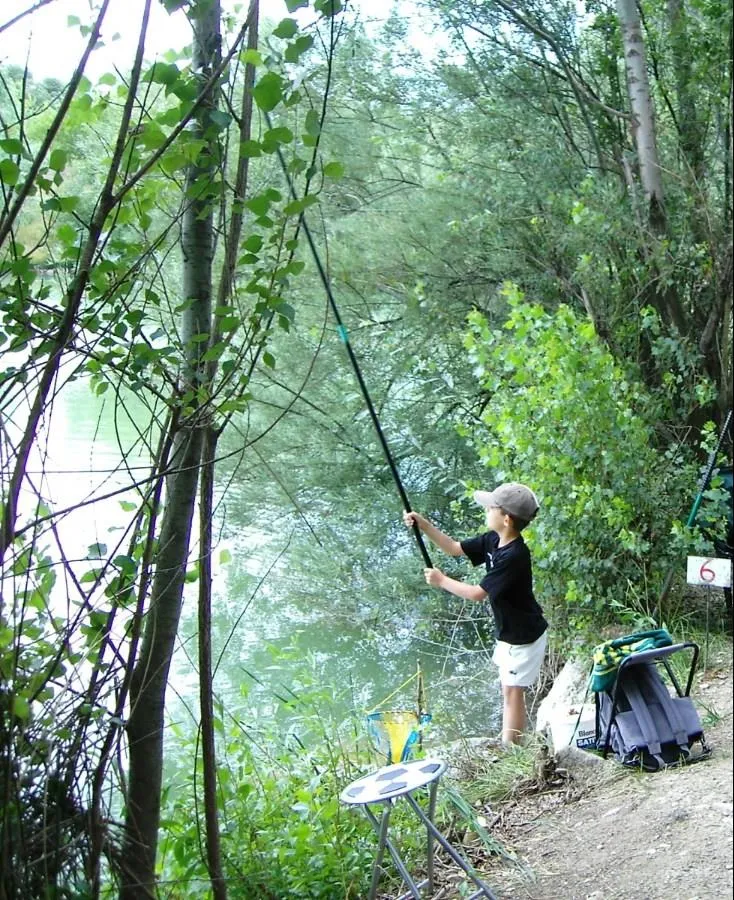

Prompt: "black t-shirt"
[460,531,547,645]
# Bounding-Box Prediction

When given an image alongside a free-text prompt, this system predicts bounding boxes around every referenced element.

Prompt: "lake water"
[16,377,501,752]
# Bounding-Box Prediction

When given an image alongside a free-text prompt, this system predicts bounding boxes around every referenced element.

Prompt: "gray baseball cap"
[473,482,539,521]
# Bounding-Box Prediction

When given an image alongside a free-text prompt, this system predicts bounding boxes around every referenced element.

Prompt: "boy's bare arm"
[424,567,487,602]
[403,511,464,557]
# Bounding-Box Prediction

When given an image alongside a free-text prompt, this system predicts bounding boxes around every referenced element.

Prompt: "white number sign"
[686,556,732,588]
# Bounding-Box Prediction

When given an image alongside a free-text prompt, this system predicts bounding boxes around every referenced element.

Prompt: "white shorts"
[492,631,547,687]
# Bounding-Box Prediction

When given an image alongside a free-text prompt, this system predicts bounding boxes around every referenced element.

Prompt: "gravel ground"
[478,644,733,900]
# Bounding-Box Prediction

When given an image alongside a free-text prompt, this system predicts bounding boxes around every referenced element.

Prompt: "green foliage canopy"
[461,283,720,635]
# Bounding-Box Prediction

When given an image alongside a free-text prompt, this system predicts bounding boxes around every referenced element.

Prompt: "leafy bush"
[461,284,722,640]
[158,673,426,899]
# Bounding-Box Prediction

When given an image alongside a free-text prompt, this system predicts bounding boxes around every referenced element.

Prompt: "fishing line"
[265,113,492,696]
[265,110,433,568]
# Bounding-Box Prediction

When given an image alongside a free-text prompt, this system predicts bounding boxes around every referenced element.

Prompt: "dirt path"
[480,646,733,900]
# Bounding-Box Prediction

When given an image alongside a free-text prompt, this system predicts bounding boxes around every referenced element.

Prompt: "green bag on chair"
[591,628,673,693]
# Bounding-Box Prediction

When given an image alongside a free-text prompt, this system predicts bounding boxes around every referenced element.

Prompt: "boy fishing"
[403,483,547,745]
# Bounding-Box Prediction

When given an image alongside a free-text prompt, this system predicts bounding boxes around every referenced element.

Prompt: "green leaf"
[56,223,77,244]
[285,0,309,10]
[315,0,344,16]
[242,234,263,253]
[245,195,271,216]
[58,195,80,213]
[218,316,240,332]
[113,555,137,576]
[10,257,34,282]
[144,62,180,86]
[219,548,232,565]
[160,151,189,175]
[202,341,226,362]
[323,161,344,179]
[89,611,108,631]
[10,696,30,721]
[138,122,167,150]
[278,302,296,321]
[88,542,107,559]
[69,93,94,123]
[209,109,232,131]
[263,351,275,368]
[285,35,314,63]
[288,156,307,176]
[49,148,68,172]
[273,18,299,39]
[283,195,318,217]
[80,568,102,584]
[304,109,321,137]
[27,590,47,612]
[0,159,20,186]
[264,126,294,144]
[240,140,262,158]
[240,49,263,66]
[0,139,23,155]
[252,72,284,112]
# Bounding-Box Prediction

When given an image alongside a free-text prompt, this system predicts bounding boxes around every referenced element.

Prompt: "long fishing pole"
[265,113,433,568]
[684,409,732,529]
[653,408,733,619]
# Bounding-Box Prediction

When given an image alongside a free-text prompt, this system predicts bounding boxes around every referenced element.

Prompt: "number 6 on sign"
[686,556,732,588]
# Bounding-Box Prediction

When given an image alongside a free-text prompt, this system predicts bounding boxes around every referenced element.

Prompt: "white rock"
[536,658,592,733]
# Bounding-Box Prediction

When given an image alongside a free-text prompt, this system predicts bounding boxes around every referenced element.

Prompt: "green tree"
[422,0,732,420]
[461,284,713,633]
[0,0,347,894]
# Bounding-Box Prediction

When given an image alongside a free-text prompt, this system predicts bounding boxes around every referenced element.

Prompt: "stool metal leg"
[362,803,423,900]
[404,793,498,900]
[363,802,391,900]
[426,779,438,893]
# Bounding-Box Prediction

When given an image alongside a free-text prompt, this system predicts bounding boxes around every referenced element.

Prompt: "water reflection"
[172,536,501,748]
[36,379,501,747]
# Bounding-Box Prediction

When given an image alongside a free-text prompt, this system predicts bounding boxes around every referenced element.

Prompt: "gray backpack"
[596,647,711,771]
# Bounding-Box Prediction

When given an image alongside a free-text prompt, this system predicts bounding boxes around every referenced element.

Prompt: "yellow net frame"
[365,664,431,764]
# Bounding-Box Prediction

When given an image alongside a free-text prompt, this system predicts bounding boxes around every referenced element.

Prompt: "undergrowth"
[155,665,518,899]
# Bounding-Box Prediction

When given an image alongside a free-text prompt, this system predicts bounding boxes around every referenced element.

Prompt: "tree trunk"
[196,8,258,893]
[121,431,205,899]
[120,2,221,896]
[617,0,688,338]
[667,0,705,188]
[616,0,665,226]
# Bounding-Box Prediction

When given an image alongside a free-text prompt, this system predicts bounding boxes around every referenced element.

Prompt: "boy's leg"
[501,684,526,745]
